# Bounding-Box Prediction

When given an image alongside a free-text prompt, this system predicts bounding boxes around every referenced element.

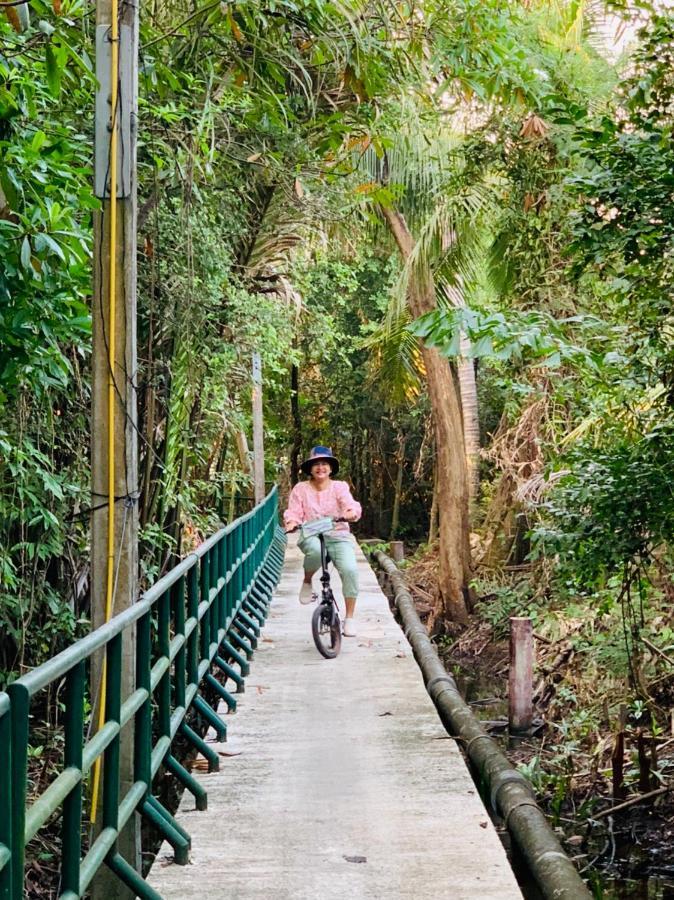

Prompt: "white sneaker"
[299,582,315,605]
[343,618,356,637]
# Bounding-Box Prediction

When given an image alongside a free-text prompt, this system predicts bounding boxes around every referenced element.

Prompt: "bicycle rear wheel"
[311,601,341,659]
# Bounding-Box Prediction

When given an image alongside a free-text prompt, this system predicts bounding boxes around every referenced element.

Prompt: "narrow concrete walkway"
[148,539,522,899]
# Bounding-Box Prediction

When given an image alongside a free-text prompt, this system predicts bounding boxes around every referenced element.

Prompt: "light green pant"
[297,535,359,598]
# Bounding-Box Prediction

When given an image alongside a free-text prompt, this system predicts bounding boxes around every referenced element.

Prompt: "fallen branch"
[410,584,434,602]
[642,636,674,668]
[533,631,553,645]
[591,784,671,820]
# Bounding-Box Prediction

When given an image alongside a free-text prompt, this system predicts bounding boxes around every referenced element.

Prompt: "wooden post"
[509,617,533,735]
[252,351,265,504]
[390,541,405,562]
[91,0,139,895]
[612,731,626,800]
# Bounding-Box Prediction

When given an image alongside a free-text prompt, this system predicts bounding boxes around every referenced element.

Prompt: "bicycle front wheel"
[311,602,341,659]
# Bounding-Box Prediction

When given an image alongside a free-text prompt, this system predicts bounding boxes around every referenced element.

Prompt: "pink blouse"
[283,480,362,540]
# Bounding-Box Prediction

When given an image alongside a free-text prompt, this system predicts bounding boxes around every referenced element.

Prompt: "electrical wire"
[90,1,120,825]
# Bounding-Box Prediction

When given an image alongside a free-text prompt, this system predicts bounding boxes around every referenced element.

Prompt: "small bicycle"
[288,516,346,659]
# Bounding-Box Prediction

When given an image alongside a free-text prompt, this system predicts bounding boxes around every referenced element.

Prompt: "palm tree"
[358,122,495,624]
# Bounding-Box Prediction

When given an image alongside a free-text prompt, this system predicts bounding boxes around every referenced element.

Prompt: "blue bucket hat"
[301,445,339,476]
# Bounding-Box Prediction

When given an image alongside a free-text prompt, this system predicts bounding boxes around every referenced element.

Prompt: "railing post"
[157,591,171,741]
[7,681,29,900]
[172,578,186,713]
[134,611,152,793]
[217,537,226,631]
[225,531,234,622]
[209,547,218,648]
[199,554,209,662]
[0,695,11,900]
[102,634,123,833]
[245,520,252,599]
[234,527,243,611]
[187,565,199,691]
[62,660,85,896]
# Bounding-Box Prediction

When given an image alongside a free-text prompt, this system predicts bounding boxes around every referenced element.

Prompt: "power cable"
[90,0,121,825]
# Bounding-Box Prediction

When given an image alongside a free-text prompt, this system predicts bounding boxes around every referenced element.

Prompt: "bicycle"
[287,516,346,659]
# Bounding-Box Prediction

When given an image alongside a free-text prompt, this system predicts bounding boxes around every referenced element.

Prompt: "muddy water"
[451,662,674,900]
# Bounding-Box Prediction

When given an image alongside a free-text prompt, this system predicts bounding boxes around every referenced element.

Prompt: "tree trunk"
[390,431,405,539]
[429,462,439,545]
[235,429,253,476]
[458,338,480,502]
[381,206,471,624]
[445,281,480,501]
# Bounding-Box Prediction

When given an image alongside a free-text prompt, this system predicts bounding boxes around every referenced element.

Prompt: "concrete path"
[148,538,522,899]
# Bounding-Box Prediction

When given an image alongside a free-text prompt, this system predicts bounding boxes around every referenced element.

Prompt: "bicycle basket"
[299,516,334,540]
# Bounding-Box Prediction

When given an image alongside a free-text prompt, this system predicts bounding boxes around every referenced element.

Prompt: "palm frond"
[362,307,425,406]
[383,177,497,334]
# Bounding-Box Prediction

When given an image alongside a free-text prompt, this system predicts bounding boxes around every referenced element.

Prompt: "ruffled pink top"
[283,479,362,540]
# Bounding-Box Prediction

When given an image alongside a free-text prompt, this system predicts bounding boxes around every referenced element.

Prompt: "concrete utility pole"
[252,351,265,504]
[91,0,139,896]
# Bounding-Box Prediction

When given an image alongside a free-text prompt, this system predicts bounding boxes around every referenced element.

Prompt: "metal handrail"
[0,487,286,900]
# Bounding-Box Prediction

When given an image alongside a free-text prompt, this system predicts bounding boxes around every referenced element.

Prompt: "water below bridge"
[148,538,522,899]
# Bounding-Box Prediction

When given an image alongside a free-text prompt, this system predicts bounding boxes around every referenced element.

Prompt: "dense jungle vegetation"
[3,0,674,893]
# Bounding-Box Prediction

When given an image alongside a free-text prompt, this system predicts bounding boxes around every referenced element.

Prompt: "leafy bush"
[532,419,674,588]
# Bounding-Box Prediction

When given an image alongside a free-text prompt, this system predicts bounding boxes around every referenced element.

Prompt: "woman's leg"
[298,535,321,579]
[326,538,359,632]
[297,535,321,602]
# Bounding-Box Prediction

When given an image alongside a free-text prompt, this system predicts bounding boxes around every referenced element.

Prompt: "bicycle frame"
[318,533,332,601]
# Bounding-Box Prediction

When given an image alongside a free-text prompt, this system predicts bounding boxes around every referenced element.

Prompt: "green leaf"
[472,335,493,357]
[440,330,461,357]
[45,44,61,98]
[31,131,47,153]
[541,351,561,368]
[34,233,66,261]
[20,236,32,270]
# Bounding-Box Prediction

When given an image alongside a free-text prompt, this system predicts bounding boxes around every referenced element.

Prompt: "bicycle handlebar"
[284,516,349,534]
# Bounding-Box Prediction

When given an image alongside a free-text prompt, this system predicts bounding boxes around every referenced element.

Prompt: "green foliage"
[291,248,434,536]
[0,2,94,673]
[566,12,674,390]
[473,577,540,636]
[409,305,609,371]
[532,420,674,587]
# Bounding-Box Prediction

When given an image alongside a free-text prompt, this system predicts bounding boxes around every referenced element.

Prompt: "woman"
[284,446,362,637]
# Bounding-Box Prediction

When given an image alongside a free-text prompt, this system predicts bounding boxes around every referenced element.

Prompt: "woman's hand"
[284,519,299,533]
[342,509,360,523]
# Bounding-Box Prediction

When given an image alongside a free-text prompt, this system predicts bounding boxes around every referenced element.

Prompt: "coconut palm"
[357,120,497,623]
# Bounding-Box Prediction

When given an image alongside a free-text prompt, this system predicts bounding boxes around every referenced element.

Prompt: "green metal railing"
[0,487,286,900]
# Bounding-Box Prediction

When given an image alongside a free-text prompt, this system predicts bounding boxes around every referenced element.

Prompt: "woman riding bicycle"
[283,446,362,637]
